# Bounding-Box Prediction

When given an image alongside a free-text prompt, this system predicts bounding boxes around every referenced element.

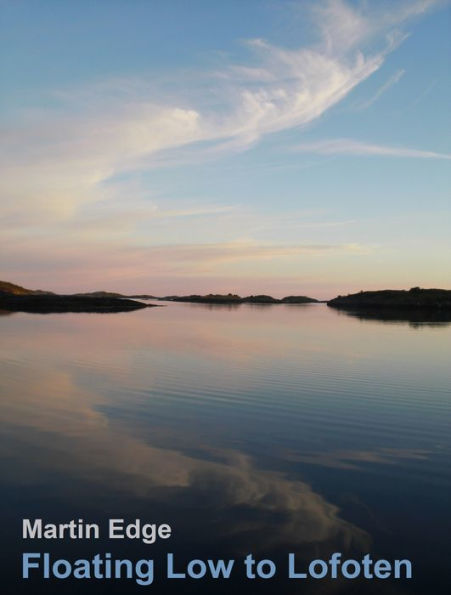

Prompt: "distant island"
[0,281,322,312]
[0,281,153,313]
[327,288,451,311]
[0,281,156,300]
[75,291,157,299]
[3,280,450,314]
[161,293,319,304]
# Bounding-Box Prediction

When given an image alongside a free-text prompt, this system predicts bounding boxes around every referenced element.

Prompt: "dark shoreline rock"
[327,288,451,311]
[280,295,321,304]
[0,281,319,306]
[0,293,153,314]
[163,293,319,304]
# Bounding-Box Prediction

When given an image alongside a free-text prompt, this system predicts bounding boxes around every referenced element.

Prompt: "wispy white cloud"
[294,138,451,160]
[1,0,437,222]
[355,68,405,109]
[0,0,443,291]
[1,236,371,283]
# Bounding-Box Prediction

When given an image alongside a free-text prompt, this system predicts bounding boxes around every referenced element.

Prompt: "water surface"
[1,303,450,593]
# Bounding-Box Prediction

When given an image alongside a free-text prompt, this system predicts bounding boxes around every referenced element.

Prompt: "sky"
[1,0,450,299]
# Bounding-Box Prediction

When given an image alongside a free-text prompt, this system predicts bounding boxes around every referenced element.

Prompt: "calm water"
[1,303,450,594]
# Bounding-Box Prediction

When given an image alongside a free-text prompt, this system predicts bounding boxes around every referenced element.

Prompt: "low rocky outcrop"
[163,293,318,304]
[0,293,152,313]
[328,288,451,310]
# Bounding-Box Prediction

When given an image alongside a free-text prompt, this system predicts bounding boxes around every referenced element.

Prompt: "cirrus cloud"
[293,138,451,160]
[0,0,443,292]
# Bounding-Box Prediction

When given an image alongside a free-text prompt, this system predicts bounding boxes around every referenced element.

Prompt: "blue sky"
[1,0,450,297]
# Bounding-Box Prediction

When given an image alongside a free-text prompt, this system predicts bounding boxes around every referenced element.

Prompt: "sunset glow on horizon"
[1,0,450,299]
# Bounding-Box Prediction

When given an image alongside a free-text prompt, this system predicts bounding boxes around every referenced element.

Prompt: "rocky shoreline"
[0,293,153,314]
[2,281,450,314]
[327,288,451,311]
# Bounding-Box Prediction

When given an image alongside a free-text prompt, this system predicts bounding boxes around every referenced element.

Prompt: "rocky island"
[0,281,153,313]
[0,281,320,310]
[161,293,319,304]
[327,288,451,311]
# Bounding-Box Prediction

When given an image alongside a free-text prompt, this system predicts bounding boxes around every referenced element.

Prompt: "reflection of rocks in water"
[182,302,242,310]
[333,307,451,328]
